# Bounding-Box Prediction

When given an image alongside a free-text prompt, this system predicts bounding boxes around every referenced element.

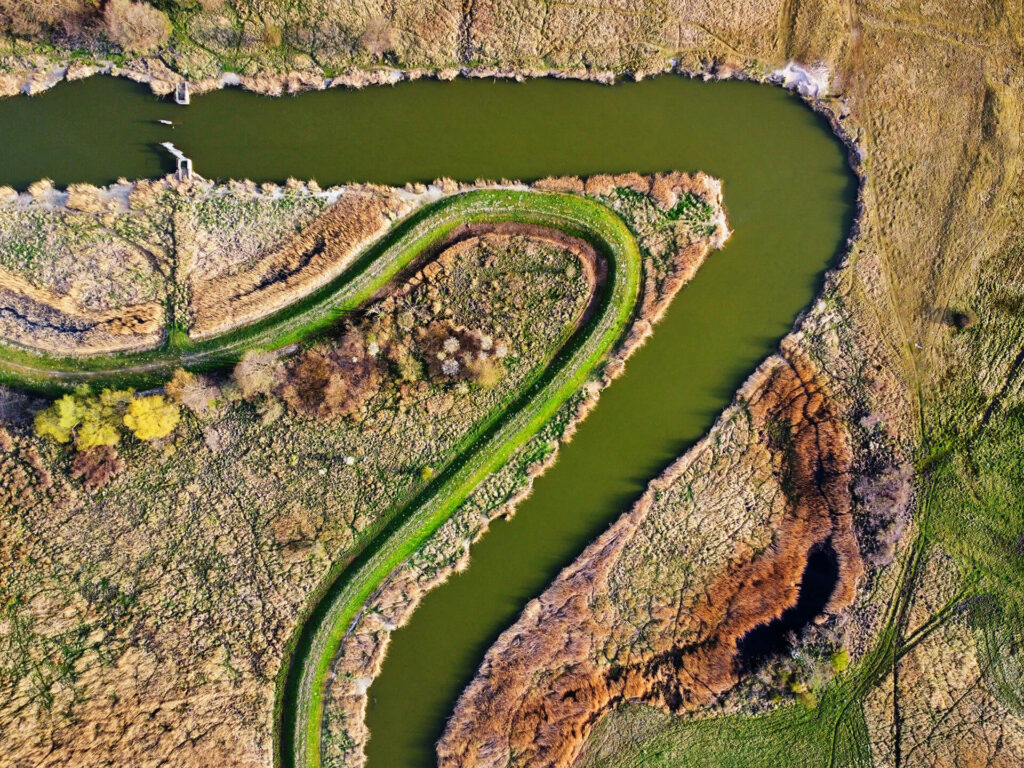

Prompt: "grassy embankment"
[275,191,642,768]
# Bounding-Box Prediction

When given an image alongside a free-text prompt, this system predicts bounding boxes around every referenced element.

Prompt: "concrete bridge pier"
[161,142,193,181]
[174,81,190,105]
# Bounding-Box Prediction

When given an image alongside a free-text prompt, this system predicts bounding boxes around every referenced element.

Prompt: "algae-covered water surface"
[0,75,855,767]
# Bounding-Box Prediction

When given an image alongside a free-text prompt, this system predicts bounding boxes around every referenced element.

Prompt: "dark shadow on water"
[737,541,841,672]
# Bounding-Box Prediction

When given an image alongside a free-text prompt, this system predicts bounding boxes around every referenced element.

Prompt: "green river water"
[0,75,856,767]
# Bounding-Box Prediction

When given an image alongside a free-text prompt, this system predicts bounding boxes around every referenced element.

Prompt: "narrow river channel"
[0,75,856,767]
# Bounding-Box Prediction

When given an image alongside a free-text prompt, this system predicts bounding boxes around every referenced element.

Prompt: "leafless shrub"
[232,349,283,400]
[103,0,171,54]
[165,368,220,417]
[853,461,915,567]
[386,341,424,382]
[0,0,91,37]
[279,331,380,421]
[71,445,124,491]
[358,17,397,59]
[948,308,978,329]
[0,386,39,427]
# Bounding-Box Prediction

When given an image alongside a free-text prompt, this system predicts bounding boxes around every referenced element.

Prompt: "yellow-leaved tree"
[34,393,86,443]
[34,389,134,448]
[78,389,133,449]
[123,394,180,441]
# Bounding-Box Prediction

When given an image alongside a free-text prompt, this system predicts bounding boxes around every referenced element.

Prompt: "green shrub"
[830,648,850,673]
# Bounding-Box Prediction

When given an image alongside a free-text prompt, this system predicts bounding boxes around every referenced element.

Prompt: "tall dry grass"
[189,189,409,339]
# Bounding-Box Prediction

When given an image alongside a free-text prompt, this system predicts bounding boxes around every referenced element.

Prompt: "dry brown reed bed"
[436,349,862,768]
[188,188,410,339]
[0,266,164,354]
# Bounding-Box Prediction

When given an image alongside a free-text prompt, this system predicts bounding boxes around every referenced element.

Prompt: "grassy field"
[2,0,1022,764]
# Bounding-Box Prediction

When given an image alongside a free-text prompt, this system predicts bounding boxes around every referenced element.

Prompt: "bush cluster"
[278,331,381,421]
[0,0,170,54]
[417,321,507,387]
[71,445,125,490]
[230,315,508,425]
[34,387,180,447]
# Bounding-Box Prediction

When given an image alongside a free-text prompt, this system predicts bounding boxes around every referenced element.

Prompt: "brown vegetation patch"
[417,321,506,386]
[70,445,124,490]
[279,331,382,421]
[437,350,863,768]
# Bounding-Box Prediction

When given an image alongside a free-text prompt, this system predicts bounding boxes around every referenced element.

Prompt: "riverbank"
[0,52,854,174]
[0,48,829,100]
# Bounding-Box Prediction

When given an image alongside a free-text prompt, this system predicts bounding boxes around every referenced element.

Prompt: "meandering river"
[0,75,855,767]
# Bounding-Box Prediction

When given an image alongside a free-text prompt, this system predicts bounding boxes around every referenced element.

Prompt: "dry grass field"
[0,179,423,354]
[438,2,1024,766]
[0,175,727,767]
[0,223,594,767]
[0,0,1021,765]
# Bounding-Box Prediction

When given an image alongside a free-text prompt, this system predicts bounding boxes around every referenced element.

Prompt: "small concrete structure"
[161,142,193,180]
[174,81,190,105]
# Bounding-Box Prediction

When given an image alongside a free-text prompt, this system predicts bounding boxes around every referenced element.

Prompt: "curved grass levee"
[274,194,643,768]
[0,189,632,396]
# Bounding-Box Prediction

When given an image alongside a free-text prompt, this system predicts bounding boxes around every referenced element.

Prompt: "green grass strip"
[271,191,642,768]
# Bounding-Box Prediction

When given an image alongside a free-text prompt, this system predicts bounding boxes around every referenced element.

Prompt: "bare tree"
[103,0,171,54]
[358,16,397,60]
